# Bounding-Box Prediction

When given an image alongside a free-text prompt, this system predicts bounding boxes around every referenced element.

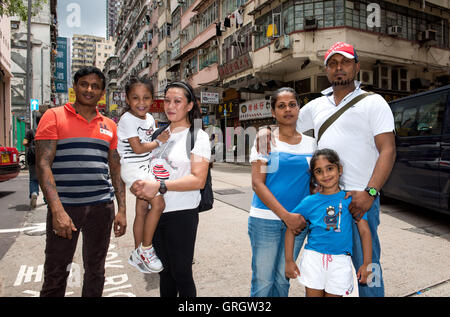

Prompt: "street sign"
[30,99,39,111]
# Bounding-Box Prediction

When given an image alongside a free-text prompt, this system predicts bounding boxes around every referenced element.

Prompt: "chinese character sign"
[239,99,272,121]
[54,37,68,93]
[201,91,219,104]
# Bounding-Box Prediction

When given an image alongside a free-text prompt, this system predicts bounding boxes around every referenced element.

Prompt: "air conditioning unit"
[359,70,374,85]
[198,49,205,55]
[417,29,437,43]
[251,25,262,34]
[304,17,317,30]
[274,34,290,52]
[211,39,218,46]
[387,25,402,36]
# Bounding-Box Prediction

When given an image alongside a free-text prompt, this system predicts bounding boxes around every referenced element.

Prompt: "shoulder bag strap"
[317,92,374,143]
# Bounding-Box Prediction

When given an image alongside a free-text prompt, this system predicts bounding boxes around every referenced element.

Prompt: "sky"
[57,0,107,39]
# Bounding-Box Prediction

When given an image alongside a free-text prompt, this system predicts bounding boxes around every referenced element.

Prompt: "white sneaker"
[137,244,163,273]
[128,249,152,274]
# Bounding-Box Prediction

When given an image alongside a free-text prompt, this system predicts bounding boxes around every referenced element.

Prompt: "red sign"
[218,53,252,80]
[150,100,164,113]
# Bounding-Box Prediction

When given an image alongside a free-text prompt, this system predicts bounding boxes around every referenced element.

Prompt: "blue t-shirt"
[292,190,367,255]
[249,135,317,220]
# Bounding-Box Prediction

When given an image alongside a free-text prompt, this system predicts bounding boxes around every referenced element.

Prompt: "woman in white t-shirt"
[131,81,211,297]
[249,87,317,297]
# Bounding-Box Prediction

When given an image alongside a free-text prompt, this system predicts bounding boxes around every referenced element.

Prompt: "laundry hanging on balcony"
[266,24,278,38]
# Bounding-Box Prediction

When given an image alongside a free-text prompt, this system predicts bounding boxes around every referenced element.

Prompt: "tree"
[0,0,47,22]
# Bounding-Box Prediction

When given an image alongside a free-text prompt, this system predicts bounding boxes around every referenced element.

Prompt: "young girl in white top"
[130,81,211,297]
[117,76,170,274]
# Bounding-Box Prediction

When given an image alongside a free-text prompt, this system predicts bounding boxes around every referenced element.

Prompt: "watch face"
[369,188,377,196]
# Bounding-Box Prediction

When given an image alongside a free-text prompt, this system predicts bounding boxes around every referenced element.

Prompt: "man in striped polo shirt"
[35,66,127,297]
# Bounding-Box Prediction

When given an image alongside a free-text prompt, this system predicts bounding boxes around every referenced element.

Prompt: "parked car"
[383,85,450,215]
[0,146,20,182]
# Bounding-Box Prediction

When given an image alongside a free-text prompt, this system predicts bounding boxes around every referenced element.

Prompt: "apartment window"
[199,47,218,70]
[221,0,248,19]
[254,0,448,50]
[198,2,219,34]
[171,38,181,60]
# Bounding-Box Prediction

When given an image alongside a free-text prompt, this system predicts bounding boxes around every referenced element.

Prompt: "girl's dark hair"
[125,76,154,98]
[270,87,299,110]
[164,81,201,125]
[310,148,342,183]
[121,76,154,116]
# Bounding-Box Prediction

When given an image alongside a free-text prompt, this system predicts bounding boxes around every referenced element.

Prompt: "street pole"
[25,0,33,130]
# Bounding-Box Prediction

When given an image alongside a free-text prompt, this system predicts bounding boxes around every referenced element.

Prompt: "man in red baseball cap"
[256,41,396,297]
[323,41,361,91]
[324,41,359,66]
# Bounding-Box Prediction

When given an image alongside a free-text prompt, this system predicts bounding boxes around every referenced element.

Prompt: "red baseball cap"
[324,42,358,65]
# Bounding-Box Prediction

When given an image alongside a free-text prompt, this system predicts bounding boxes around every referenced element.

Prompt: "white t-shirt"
[117,112,156,165]
[148,126,211,213]
[296,82,395,191]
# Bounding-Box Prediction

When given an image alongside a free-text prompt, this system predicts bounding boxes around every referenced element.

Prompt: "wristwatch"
[154,139,163,146]
[365,187,380,198]
[159,180,167,194]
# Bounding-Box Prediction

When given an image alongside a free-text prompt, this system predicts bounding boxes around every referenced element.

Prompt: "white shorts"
[120,162,156,188]
[298,249,354,296]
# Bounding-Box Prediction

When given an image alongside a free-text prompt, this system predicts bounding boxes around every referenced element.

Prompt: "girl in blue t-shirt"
[285,149,372,297]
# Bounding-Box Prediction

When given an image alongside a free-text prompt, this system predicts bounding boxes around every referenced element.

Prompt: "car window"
[394,91,447,137]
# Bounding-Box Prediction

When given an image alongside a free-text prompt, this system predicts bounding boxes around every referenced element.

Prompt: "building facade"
[107,0,124,40]
[71,34,106,75]
[112,0,450,160]
[95,37,116,70]
[9,0,57,128]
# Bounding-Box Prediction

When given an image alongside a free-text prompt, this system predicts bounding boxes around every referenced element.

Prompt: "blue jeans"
[29,164,39,198]
[352,197,384,297]
[248,216,308,297]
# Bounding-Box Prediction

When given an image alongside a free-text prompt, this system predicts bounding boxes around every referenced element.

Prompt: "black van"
[383,85,450,215]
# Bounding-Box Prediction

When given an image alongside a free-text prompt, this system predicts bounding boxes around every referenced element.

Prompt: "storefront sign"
[239,99,272,121]
[201,91,219,104]
[218,53,252,80]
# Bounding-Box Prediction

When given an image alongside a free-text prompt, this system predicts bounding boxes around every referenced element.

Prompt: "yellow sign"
[68,88,76,103]
[110,104,118,111]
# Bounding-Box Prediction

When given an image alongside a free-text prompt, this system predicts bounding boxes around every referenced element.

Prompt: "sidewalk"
[1,163,449,297]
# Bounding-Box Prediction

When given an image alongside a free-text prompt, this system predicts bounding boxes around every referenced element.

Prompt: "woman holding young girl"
[130,81,211,297]
[249,87,317,297]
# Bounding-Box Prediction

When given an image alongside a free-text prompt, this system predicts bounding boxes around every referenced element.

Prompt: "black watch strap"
[365,187,379,197]
[159,180,167,194]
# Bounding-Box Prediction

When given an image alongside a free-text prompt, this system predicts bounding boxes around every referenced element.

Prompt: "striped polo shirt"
[35,103,118,206]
